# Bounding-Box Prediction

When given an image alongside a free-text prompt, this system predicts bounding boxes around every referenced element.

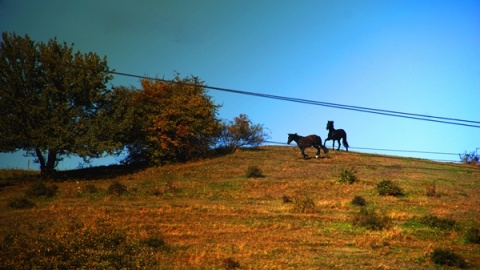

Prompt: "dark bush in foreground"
[352,207,390,230]
[420,215,456,230]
[0,218,169,269]
[376,180,403,197]
[430,248,468,268]
[246,165,264,178]
[8,197,36,209]
[351,195,367,206]
[26,181,58,198]
[107,181,128,195]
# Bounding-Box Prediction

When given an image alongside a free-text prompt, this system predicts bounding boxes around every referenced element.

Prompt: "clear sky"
[1,0,479,170]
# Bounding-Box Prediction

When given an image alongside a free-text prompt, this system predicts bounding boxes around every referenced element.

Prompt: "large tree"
[124,75,222,165]
[0,32,134,176]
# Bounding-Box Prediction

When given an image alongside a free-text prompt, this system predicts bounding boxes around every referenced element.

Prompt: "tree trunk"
[35,148,57,177]
[45,149,57,176]
[35,148,47,175]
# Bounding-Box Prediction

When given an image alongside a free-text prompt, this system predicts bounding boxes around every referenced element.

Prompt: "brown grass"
[1,146,479,269]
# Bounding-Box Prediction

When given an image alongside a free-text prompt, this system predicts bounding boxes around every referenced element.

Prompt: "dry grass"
[0,147,479,269]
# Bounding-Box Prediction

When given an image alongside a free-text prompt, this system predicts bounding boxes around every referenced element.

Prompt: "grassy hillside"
[1,146,479,269]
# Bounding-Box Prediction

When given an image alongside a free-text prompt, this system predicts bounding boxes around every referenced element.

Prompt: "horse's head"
[287,133,297,144]
[326,121,334,130]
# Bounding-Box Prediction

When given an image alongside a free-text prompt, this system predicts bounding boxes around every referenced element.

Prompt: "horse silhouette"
[324,121,349,151]
[287,133,328,159]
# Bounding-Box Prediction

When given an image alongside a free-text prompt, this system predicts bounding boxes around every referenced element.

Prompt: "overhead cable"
[108,70,480,128]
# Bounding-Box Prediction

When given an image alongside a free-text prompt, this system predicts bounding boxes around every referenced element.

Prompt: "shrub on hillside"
[140,237,169,250]
[246,165,264,178]
[8,197,36,209]
[107,181,128,195]
[351,195,367,206]
[420,215,456,230]
[338,168,357,184]
[282,195,293,203]
[376,180,403,197]
[465,226,480,244]
[291,197,316,213]
[459,151,479,165]
[26,181,58,198]
[352,207,390,230]
[224,257,241,270]
[425,183,436,197]
[84,184,99,194]
[430,248,468,268]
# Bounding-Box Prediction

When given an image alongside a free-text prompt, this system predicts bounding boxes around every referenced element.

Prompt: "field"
[1,146,479,269]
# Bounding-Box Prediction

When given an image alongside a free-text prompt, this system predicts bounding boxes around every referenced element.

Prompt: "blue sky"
[1,0,479,170]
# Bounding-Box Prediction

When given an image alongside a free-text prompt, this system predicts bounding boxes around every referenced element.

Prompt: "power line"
[109,70,480,128]
[264,140,459,156]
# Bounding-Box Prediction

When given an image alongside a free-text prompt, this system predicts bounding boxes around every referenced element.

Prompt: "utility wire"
[264,141,459,156]
[108,70,480,128]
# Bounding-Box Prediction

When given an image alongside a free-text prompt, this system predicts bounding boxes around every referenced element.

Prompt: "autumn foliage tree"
[0,32,134,176]
[124,75,223,165]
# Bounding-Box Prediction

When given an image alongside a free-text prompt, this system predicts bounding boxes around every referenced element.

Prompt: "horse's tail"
[343,133,349,151]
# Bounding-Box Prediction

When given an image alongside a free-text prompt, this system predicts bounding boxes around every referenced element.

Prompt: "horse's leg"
[300,147,307,159]
[324,138,330,148]
[314,145,320,158]
[336,139,341,151]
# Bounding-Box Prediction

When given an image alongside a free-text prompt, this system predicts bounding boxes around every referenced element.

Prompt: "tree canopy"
[123,75,223,165]
[0,32,134,176]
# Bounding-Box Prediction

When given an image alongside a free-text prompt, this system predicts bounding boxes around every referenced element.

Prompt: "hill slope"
[1,146,479,269]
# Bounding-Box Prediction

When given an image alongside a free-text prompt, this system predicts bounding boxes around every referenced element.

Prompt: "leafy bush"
[430,248,468,268]
[351,195,367,206]
[291,197,316,213]
[217,114,270,153]
[26,181,58,198]
[107,181,128,195]
[376,180,403,197]
[465,226,480,244]
[352,207,390,230]
[420,215,456,230]
[8,197,36,209]
[338,168,357,184]
[246,165,264,178]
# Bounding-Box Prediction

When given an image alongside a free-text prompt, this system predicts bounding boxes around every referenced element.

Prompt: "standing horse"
[287,133,329,159]
[324,121,349,151]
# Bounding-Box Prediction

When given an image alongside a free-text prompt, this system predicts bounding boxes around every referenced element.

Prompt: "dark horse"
[287,133,329,159]
[324,121,349,151]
